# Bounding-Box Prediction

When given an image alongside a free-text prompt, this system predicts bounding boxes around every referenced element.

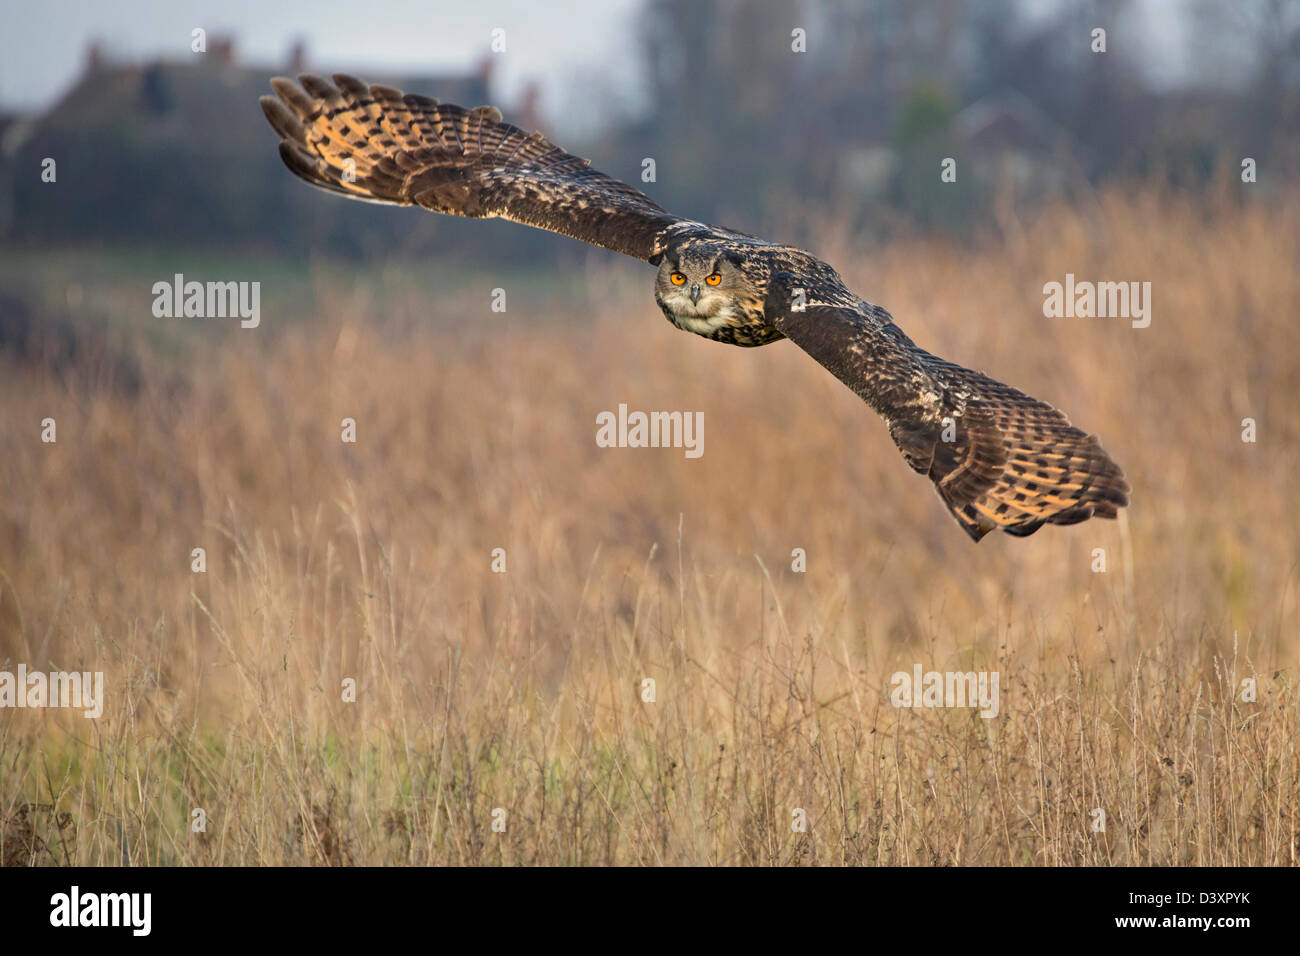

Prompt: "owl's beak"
[689,283,701,304]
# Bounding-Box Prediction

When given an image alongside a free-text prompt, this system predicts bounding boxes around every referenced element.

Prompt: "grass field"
[1,188,1297,865]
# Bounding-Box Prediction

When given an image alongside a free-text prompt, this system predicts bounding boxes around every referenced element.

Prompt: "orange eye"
[705,273,722,286]
[670,272,687,286]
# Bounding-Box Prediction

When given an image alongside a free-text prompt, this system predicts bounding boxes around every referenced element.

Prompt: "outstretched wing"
[765,275,1130,541]
[260,73,707,262]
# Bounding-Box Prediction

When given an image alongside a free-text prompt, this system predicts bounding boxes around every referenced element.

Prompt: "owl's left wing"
[261,73,713,262]
[763,274,1130,541]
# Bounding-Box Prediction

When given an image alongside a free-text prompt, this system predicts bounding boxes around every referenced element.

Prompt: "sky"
[0,0,645,134]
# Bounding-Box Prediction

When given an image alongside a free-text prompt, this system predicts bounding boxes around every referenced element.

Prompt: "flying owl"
[260,74,1129,541]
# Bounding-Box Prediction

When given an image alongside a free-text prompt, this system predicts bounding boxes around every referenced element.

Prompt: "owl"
[261,74,1129,541]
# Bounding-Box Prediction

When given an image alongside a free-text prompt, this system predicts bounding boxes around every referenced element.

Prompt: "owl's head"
[654,245,749,323]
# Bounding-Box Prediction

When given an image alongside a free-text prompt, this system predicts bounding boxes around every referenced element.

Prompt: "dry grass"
[1,188,1297,865]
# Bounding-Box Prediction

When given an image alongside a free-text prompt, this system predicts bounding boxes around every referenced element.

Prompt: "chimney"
[476,54,494,89]
[518,80,542,132]
[85,40,104,75]
[289,39,306,74]
[211,36,235,65]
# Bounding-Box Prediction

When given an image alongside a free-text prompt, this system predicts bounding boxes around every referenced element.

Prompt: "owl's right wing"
[261,73,715,262]
[763,273,1130,541]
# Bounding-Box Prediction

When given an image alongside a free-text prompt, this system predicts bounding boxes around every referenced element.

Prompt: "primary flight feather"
[261,73,1130,541]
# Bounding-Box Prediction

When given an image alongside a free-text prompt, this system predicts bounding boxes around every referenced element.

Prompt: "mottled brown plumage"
[261,73,1130,541]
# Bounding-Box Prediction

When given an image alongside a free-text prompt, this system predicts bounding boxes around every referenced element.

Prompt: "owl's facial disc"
[662,255,731,317]
[654,246,750,342]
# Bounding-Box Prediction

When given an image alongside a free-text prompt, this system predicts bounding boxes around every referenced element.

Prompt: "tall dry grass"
[1,188,1297,865]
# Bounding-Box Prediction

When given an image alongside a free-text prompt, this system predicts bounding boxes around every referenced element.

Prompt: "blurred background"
[1,0,1297,257]
[1,1,1298,865]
